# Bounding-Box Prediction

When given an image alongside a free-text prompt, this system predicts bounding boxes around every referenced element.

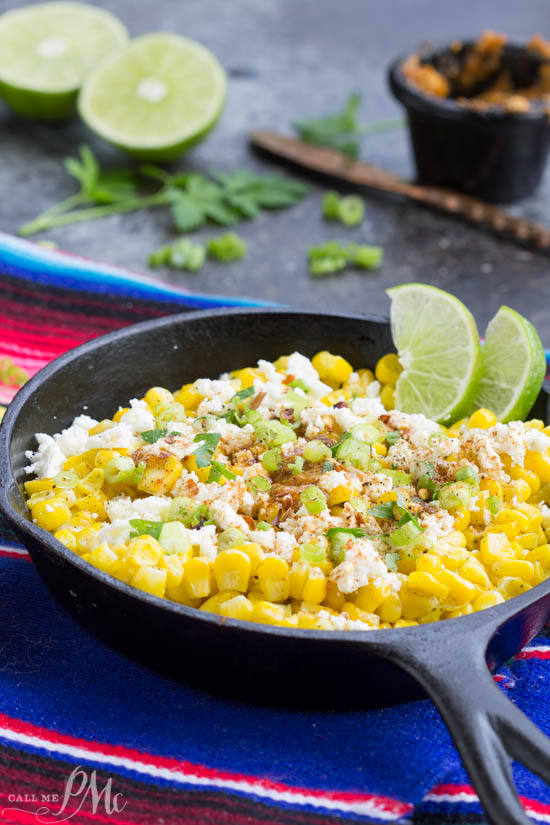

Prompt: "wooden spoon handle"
[251,130,550,251]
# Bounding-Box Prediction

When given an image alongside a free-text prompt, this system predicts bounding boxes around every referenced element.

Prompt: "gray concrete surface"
[1,0,550,340]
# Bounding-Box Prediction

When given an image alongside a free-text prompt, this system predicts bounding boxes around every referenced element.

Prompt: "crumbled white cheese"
[119,399,155,435]
[208,500,250,533]
[319,470,362,495]
[418,509,454,546]
[350,397,385,417]
[330,538,399,593]
[191,525,218,560]
[489,422,526,467]
[25,433,67,478]
[329,406,362,431]
[273,531,298,562]
[105,495,171,522]
[285,352,332,400]
[210,420,255,453]
[95,518,132,548]
[87,422,135,451]
[525,427,550,453]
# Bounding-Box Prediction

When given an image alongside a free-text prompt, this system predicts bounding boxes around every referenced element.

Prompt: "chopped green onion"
[390,520,422,547]
[207,232,247,262]
[347,243,383,270]
[155,402,187,424]
[379,469,412,486]
[322,459,335,472]
[254,419,297,447]
[351,422,381,443]
[487,495,502,516]
[304,440,332,463]
[54,470,79,489]
[256,521,272,531]
[208,460,237,484]
[333,436,371,470]
[283,389,311,419]
[437,482,472,510]
[300,485,327,514]
[326,526,367,564]
[322,191,341,219]
[129,519,164,540]
[338,195,364,227]
[417,462,437,492]
[168,497,212,527]
[455,466,480,487]
[289,456,304,475]
[158,522,191,554]
[248,475,272,492]
[104,455,144,485]
[385,431,401,446]
[262,447,283,473]
[289,378,309,393]
[300,543,326,563]
[218,527,246,551]
[428,431,446,446]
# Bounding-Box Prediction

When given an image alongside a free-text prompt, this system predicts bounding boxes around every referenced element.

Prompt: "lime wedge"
[78,33,227,160]
[472,306,546,422]
[0,2,128,120]
[387,283,483,424]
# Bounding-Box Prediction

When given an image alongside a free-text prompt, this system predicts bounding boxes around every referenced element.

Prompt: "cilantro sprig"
[18,146,309,243]
[192,433,221,468]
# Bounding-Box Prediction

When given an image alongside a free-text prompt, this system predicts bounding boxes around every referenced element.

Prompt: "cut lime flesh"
[472,306,546,422]
[0,2,128,120]
[78,33,227,160]
[387,283,483,424]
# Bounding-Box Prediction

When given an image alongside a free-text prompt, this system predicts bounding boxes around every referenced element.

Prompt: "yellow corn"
[184,557,215,599]
[126,536,162,567]
[327,485,351,507]
[525,449,550,484]
[436,569,478,603]
[407,571,450,601]
[112,407,129,422]
[289,561,309,600]
[376,592,402,623]
[302,567,327,604]
[400,586,439,620]
[24,477,54,495]
[459,559,492,589]
[380,385,395,410]
[219,594,254,620]
[258,557,290,602]
[468,408,497,429]
[491,558,535,583]
[355,580,391,613]
[94,449,118,469]
[175,383,203,411]
[214,549,251,593]
[138,454,183,495]
[30,498,71,531]
[144,386,174,410]
[473,590,505,611]
[252,600,290,625]
[497,577,532,599]
[159,554,185,588]
[325,580,346,611]
[87,542,118,573]
[236,543,264,575]
[375,353,402,386]
[74,492,107,520]
[53,528,77,550]
[527,544,550,568]
[184,454,211,483]
[130,566,167,598]
[312,351,353,387]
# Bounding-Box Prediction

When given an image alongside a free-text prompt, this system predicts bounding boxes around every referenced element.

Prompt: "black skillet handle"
[386,626,550,825]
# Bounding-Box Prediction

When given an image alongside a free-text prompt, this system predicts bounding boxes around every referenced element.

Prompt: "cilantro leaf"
[385,552,401,572]
[368,501,397,519]
[192,432,221,468]
[141,429,180,444]
[232,386,255,403]
[293,94,365,159]
[385,431,401,446]
[129,519,164,539]
[326,527,368,540]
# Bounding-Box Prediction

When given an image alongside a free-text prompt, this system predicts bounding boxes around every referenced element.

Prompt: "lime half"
[78,33,227,160]
[387,283,483,424]
[472,306,546,422]
[0,2,128,120]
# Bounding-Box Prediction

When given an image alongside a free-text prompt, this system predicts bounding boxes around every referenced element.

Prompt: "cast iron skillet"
[1,307,550,825]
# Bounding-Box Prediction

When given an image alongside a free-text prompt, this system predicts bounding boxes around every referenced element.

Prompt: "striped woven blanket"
[1,233,550,825]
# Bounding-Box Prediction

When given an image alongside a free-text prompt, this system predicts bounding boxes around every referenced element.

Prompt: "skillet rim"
[1,305,549,647]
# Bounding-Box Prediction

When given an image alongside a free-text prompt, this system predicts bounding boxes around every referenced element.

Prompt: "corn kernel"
[312,351,354,387]
[377,592,402,623]
[219,594,254,621]
[74,492,107,520]
[159,554,184,588]
[459,559,492,589]
[175,383,203,411]
[184,557,215,599]
[517,532,540,550]
[112,407,129,422]
[525,449,550,484]
[53,528,77,550]
[325,580,346,611]
[375,353,402,386]
[380,384,395,410]
[400,587,439,619]
[355,581,391,612]
[508,465,540,495]
[407,571,450,601]
[468,408,497,429]
[130,566,167,598]
[184,454,211,483]
[145,386,174,410]
[394,619,419,628]
[24,477,54,496]
[492,558,535,583]
[327,485,351,507]
[527,544,550,568]
[453,507,470,531]
[87,542,118,573]
[30,498,71,531]
[127,536,162,567]
[75,526,102,554]
[94,450,118,469]
[214,549,251,593]
[437,569,478,603]
[258,557,290,602]
[236,542,264,575]
[252,601,290,625]
[497,577,532,599]
[444,604,474,619]
[480,478,503,498]
[416,553,444,576]
[110,557,139,584]
[289,561,309,600]
[138,454,183,495]
[302,567,327,604]
[165,580,201,608]
[473,590,505,611]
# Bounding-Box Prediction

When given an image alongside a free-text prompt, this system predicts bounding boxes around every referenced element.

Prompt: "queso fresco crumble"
[24,350,550,630]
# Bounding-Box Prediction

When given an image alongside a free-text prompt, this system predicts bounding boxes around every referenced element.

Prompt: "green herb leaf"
[385,552,400,572]
[193,433,221,468]
[129,519,164,539]
[208,460,237,484]
[141,429,180,444]
[293,94,365,159]
[368,501,397,519]
[385,431,401,446]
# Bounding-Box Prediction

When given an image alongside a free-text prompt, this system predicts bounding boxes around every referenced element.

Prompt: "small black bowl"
[388,42,550,203]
